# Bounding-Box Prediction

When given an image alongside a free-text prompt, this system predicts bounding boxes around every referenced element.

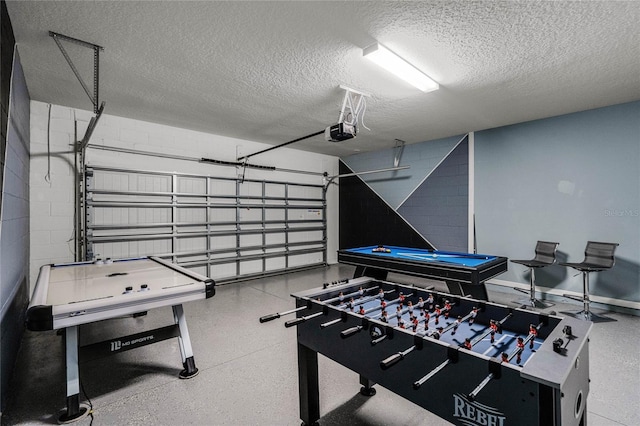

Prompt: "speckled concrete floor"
[2,265,639,425]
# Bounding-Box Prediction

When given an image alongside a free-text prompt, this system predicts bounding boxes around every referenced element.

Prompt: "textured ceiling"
[6,1,640,158]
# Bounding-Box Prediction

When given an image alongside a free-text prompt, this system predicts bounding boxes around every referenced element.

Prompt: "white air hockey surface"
[45,258,200,305]
[28,257,214,330]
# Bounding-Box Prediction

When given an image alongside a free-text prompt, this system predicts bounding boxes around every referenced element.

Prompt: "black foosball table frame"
[273,276,591,426]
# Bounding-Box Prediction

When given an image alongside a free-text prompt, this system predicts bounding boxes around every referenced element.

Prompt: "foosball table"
[261,276,591,426]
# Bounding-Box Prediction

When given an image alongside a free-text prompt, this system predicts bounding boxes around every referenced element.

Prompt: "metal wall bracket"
[393,139,406,167]
[49,31,104,114]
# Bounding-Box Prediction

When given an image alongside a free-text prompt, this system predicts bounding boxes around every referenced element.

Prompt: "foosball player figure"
[395,305,403,320]
[417,297,425,315]
[380,299,387,309]
[529,324,538,349]
[444,300,452,319]
[380,310,388,323]
[347,298,355,312]
[451,316,462,335]
[501,352,509,363]
[358,287,364,298]
[378,289,385,300]
[434,305,441,325]
[411,316,419,331]
[469,307,479,325]
[426,293,435,311]
[463,338,472,350]
[338,292,345,303]
[489,319,499,344]
[407,301,414,316]
[516,336,525,364]
[397,318,405,329]
[398,292,405,305]
[358,305,366,315]
[423,311,430,330]
[431,327,444,340]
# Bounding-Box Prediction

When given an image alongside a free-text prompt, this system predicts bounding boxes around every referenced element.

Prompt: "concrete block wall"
[29,100,339,293]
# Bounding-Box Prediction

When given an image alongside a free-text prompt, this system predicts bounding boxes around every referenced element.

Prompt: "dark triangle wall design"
[338,160,434,250]
[398,136,469,252]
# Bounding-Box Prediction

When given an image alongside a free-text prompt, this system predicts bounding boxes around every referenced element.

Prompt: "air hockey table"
[26,256,215,423]
[338,245,508,300]
[261,277,591,426]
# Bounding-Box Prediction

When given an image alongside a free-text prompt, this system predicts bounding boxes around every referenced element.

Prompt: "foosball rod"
[467,321,544,400]
[413,357,451,389]
[413,311,514,390]
[339,292,416,339]
[259,305,309,323]
[504,322,543,363]
[336,289,396,310]
[322,290,404,329]
[324,285,380,304]
[369,292,415,317]
[372,309,426,346]
[284,310,325,328]
[380,306,467,370]
[321,299,385,329]
[469,311,514,346]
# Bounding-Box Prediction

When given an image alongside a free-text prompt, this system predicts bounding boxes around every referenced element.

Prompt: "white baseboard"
[489,279,640,311]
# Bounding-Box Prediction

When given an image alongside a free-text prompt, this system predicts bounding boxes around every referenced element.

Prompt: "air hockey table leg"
[60,326,89,423]
[172,304,199,378]
[298,343,320,426]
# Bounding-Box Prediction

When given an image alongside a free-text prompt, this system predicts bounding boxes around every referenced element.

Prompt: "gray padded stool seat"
[511,241,559,309]
[560,241,618,322]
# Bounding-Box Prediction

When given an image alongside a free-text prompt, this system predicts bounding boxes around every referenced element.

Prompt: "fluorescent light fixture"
[363,42,439,93]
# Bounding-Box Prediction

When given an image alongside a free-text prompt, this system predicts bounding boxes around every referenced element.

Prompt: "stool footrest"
[563,293,584,302]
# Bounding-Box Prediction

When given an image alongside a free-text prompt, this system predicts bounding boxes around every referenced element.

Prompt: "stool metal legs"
[513,268,554,309]
[563,272,614,322]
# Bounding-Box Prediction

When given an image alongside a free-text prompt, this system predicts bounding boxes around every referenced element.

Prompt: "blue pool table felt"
[344,246,498,268]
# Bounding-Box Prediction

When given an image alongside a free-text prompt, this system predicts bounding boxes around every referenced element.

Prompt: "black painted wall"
[1,0,15,208]
[1,0,28,414]
[338,160,434,250]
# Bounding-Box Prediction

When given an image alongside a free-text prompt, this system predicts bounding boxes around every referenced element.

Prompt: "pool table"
[337,245,508,300]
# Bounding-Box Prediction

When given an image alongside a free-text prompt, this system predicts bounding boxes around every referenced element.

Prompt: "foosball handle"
[380,353,403,370]
[285,317,306,328]
[259,313,280,323]
[340,326,363,338]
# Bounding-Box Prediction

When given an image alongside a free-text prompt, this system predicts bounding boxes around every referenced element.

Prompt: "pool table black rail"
[337,249,508,285]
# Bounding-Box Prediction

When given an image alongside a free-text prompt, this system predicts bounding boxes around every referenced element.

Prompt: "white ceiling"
[6,1,640,158]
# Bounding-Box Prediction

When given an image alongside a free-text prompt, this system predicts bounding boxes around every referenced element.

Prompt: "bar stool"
[511,241,559,309]
[560,241,619,322]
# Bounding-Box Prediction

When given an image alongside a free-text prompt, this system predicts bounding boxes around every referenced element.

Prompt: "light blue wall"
[475,101,640,303]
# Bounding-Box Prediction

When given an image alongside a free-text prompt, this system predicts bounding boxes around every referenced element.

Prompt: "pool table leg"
[353,266,388,281]
[446,280,489,301]
[172,304,199,378]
